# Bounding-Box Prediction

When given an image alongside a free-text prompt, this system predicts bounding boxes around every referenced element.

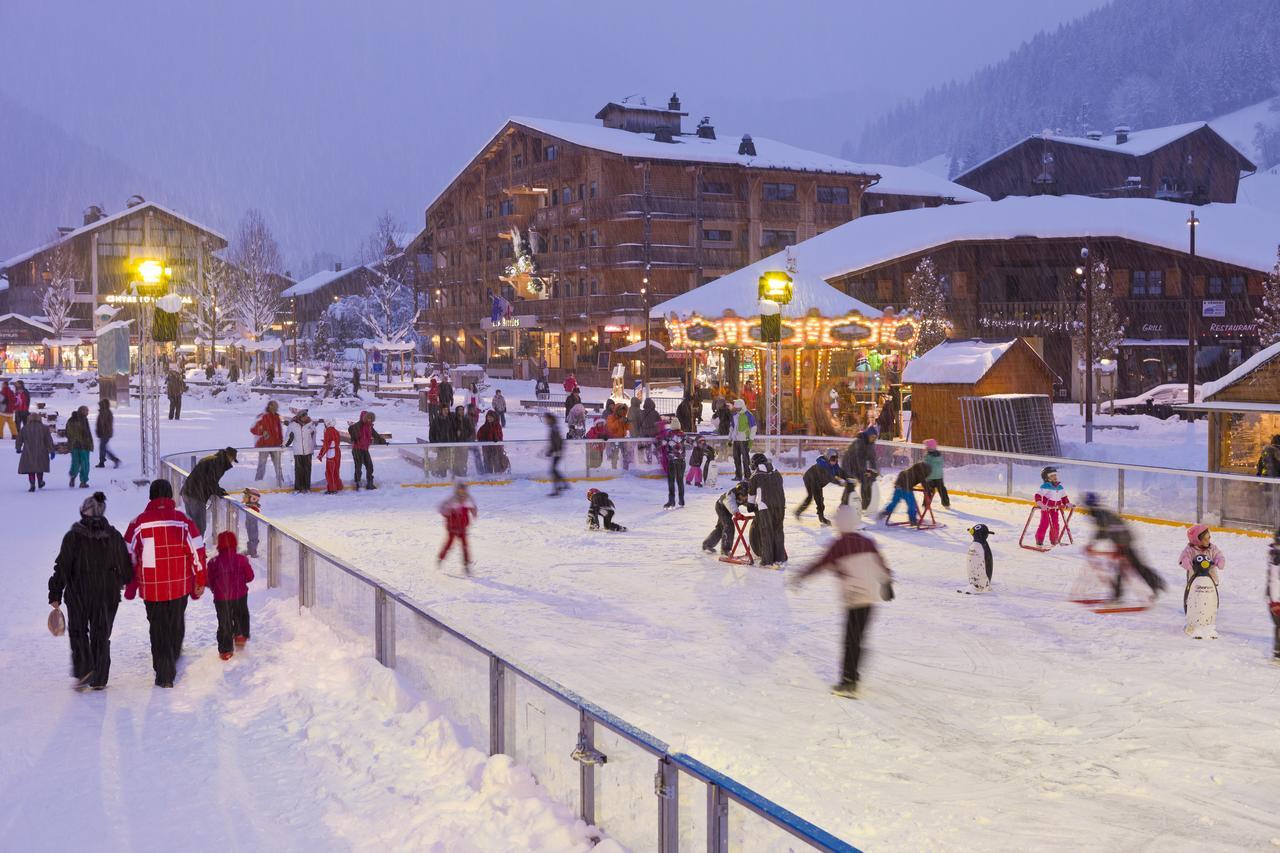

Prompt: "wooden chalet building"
[412,95,983,377]
[704,195,1276,401]
[284,263,392,335]
[954,122,1255,205]
[0,197,228,333]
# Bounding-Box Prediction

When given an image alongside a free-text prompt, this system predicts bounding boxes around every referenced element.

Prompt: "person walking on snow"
[349,410,386,490]
[65,405,94,488]
[795,449,847,524]
[48,490,133,689]
[0,378,16,439]
[492,389,507,427]
[250,400,285,486]
[165,369,186,420]
[95,399,120,468]
[16,411,53,491]
[840,426,879,511]
[124,479,208,688]
[317,419,343,493]
[180,447,237,536]
[789,504,894,698]
[922,439,950,508]
[728,399,756,480]
[437,482,477,574]
[1034,466,1071,547]
[439,375,455,411]
[284,409,316,493]
[544,412,568,495]
[206,530,254,659]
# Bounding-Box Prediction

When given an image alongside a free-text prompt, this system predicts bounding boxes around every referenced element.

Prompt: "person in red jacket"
[316,419,343,493]
[206,530,255,660]
[348,410,385,490]
[476,410,504,474]
[437,483,477,575]
[123,479,208,688]
[11,379,31,432]
[250,400,285,486]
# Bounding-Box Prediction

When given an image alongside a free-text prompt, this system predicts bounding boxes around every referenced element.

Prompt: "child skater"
[702,481,752,556]
[207,530,254,660]
[1180,523,1226,639]
[922,439,950,509]
[586,487,626,531]
[1180,524,1226,584]
[241,488,262,558]
[316,418,343,494]
[1034,466,1071,547]
[438,482,477,575]
[686,436,713,488]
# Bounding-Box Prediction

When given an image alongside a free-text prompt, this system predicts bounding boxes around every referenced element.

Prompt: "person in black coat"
[748,453,788,565]
[564,388,582,419]
[795,450,847,524]
[439,377,455,411]
[840,427,880,510]
[95,399,120,468]
[48,491,133,689]
[450,405,473,476]
[675,395,694,433]
[180,447,238,535]
[544,413,568,495]
[352,367,361,395]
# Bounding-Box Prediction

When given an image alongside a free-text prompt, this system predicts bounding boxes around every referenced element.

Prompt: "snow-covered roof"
[235,338,284,352]
[958,122,1255,180]
[0,201,228,271]
[902,339,1018,384]
[651,269,882,321]
[707,196,1280,291]
[1236,168,1280,216]
[94,319,134,337]
[283,266,369,297]
[0,313,55,333]
[362,340,415,352]
[863,162,987,202]
[1200,340,1280,400]
[615,339,665,353]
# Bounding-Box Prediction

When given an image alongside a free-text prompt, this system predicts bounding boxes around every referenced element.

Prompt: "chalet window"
[551,190,559,207]
[552,235,560,252]
[499,198,515,216]
[1230,275,1245,295]
[589,181,598,199]
[590,278,599,295]
[763,182,796,201]
[817,186,850,205]
[1131,270,1164,298]
[578,183,585,201]
[578,232,586,248]
[589,230,600,246]
[562,187,572,204]
[701,179,732,195]
[761,229,795,251]
[545,144,558,161]
[513,153,524,168]
[1207,276,1224,296]
[703,228,733,242]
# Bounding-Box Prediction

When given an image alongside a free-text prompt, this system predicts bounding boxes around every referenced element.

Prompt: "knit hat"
[924,438,938,450]
[80,491,107,518]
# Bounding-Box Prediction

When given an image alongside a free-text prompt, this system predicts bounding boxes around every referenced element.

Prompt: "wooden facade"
[1201,349,1280,474]
[906,339,1057,448]
[954,124,1254,204]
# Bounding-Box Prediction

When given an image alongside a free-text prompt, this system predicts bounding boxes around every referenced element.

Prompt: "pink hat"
[924,439,938,450]
[1186,523,1210,545]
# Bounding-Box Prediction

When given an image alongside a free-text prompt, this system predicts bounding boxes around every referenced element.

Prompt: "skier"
[728,399,755,480]
[794,448,847,524]
[702,481,753,555]
[1266,528,1280,659]
[687,436,714,487]
[437,482,477,574]
[316,418,343,493]
[180,447,237,536]
[1082,493,1166,600]
[922,439,949,508]
[349,410,386,490]
[586,487,626,531]
[250,400,285,487]
[748,453,788,566]
[789,504,894,698]
[964,524,994,592]
[1034,466,1071,547]
[284,409,316,493]
[660,429,688,508]
[17,412,53,491]
[840,426,879,511]
[544,412,569,495]
[882,461,930,525]
[124,479,208,688]
[206,530,254,660]
[95,399,120,468]
[48,490,133,689]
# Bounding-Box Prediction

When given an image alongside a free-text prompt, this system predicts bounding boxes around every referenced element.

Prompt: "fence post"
[1117,468,1125,515]
[656,757,678,853]
[706,783,728,853]
[374,587,396,667]
[1196,476,1204,523]
[578,711,595,826]
[267,526,280,589]
[489,656,505,756]
[299,545,314,608]
[1006,459,1014,497]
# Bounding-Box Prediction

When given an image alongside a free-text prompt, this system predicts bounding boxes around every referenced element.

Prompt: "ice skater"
[840,426,879,511]
[586,488,626,531]
[1033,467,1071,547]
[437,483,477,575]
[686,436,713,487]
[1082,493,1165,600]
[881,461,930,525]
[922,439,949,508]
[748,453,788,566]
[660,429,688,508]
[703,482,752,555]
[794,448,846,525]
[316,419,343,494]
[543,413,569,496]
[1179,524,1226,639]
[789,505,894,698]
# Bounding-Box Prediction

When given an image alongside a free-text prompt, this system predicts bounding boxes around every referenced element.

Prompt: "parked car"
[1103,383,1202,418]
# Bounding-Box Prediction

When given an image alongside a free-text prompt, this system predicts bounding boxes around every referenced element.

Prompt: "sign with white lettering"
[1201,300,1226,317]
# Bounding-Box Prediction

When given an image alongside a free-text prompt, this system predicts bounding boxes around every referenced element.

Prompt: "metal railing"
[161,446,864,853]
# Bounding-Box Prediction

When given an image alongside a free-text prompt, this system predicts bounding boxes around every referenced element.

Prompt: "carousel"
[651,259,919,436]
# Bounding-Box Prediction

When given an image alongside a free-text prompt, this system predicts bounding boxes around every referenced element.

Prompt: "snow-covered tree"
[229,209,283,339]
[187,256,237,353]
[316,297,364,358]
[1070,257,1126,363]
[905,255,950,355]
[1257,244,1280,347]
[359,280,418,343]
[40,237,79,368]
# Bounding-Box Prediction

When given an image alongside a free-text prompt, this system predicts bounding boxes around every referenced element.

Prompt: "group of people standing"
[249,401,387,493]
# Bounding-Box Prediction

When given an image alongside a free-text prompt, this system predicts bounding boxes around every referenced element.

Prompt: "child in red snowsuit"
[316,419,343,494]
[437,483,477,574]
[1034,466,1071,547]
[207,530,255,659]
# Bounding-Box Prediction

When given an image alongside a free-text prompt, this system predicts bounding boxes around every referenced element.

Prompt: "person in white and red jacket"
[789,505,894,698]
[123,479,208,688]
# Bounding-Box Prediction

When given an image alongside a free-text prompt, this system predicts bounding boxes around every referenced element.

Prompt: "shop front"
[1117,298,1258,398]
[0,313,55,372]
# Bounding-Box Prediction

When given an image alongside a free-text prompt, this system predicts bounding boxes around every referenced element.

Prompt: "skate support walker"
[1070,542,1153,614]
[884,487,944,530]
[1018,505,1074,552]
[720,512,754,566]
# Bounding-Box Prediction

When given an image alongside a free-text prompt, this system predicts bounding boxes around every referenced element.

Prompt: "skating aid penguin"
[1184,553,1219,639]
[964,524,995,593]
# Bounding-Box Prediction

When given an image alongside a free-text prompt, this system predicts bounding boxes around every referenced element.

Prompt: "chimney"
[738,134,756,157]
[668,91,681,112]
[1085,130,1102,141]
[125,194,145,208]
[696,117,716,140]
[333,262,343,272]
[57,226,76,236]
[1114,125,1130,145]
[83,204,105,226]
[654,126,674,143]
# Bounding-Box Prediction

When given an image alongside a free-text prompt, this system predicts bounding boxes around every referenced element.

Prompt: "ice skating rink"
[267,473,1280,851]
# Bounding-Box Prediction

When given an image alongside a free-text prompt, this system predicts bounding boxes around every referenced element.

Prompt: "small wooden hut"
[1180,340,1280,474]
[902,338,1058,450]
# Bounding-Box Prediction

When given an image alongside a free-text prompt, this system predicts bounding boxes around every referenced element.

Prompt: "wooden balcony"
[816,203,855,225]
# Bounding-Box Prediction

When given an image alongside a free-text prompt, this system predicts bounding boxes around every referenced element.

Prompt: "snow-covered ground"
[1056,404,1208,470]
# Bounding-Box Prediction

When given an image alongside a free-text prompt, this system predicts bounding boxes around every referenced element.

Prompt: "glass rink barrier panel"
[391,602,491,751]
[503,670,583,818]
[272,528,301,599]
[677,768,710,849]
[591,723,662,852]
[727,799,827,853]
[308,550,377,656]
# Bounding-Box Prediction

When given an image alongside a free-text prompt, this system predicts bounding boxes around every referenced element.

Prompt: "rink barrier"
[163,451,863,853]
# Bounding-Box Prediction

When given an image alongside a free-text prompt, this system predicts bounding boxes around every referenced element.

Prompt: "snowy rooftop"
[902,339,1017,384]
[282,265,370,297]
[0,312,54,333]
[703,195,1280,294]
[1200,340,1280,400]
[0,201,228,271]
[650,270,882,321]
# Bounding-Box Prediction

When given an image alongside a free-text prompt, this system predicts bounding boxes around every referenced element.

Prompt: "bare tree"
[356,212,417,343]
[187,255,238,354]
[41,236,79,369]
[229,209,284,340]
[360,211,403,270]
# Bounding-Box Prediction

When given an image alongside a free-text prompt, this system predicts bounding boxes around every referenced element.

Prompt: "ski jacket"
[181,450,235,502]
[807,456,845,487]
[0,385,12,413]
[749,469,787,515]
[317,425,342,461]
[440,495,476,534]
[349,412,385,450]
[585,422,608,442]
[123,498,208,602]
[285,420,316,455]
[492,393,507,414]
[165,372,186,398]
[12,387,30,412]
[1257,443,1280,478]
[48,516,133,606]
[207,530,254,602]
[718,489,749,516]
[16,418,53,474]
[795,531,892,609]
[589,491,615,512]
[728,408,756,443]
[64,412,93,451]
[251,411,284,447]
[95,405,114,441]
[660,432,688,464]
[841,434,878,481]
[1179,542,1225,584]
[923,450,945,482]
[894,462,930,491]
[477,420,503,443]
[1034,481,1070,509]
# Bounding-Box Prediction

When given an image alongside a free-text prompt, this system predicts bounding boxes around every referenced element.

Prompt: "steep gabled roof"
[1200,340,1280,400]
[902,338,1055,384]
[282,265,372,297]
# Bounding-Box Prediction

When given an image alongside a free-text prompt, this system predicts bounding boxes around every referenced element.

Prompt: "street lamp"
[133,256,172,483]
[641,275,650,388]
[1186,210,1199,414]
[1082,245,1094,444]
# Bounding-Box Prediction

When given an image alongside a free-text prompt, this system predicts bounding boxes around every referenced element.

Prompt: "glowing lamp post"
[758,269,793,436]
[133,256,172,483]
